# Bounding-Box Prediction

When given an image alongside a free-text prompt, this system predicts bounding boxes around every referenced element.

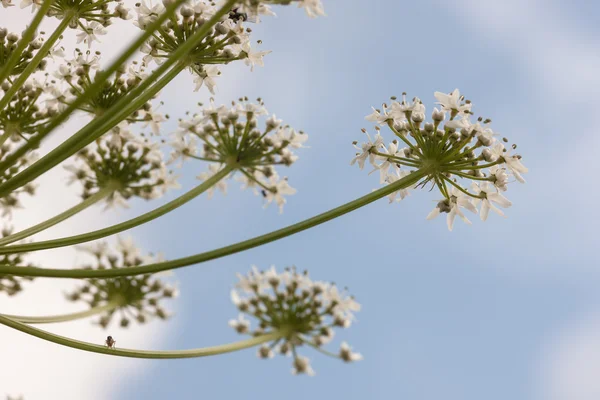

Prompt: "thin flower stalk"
[0,302,118,324]
[0,314,285,359]
[0,168,428,278]
[0,165,234,254]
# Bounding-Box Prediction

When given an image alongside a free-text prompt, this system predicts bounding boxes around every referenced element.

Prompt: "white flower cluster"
[170,98,307,212]
[230,266,362,376]
[67,236,178,328]
[65,128,179,209]
[133,0,270,93]
[18,0,130,28]
[353,89,528,231]
[52,50,167,133]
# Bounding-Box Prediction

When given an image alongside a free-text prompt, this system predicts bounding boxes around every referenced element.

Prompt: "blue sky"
[107,0,600,399]
[3,0,600,399]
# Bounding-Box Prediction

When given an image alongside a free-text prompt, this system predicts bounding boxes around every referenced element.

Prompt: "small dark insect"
[261,189,267,198]
[229,7,258,23]
[105,335,116,349]
[229,8,249,22]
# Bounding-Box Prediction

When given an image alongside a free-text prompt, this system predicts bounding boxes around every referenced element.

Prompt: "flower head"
[353,90,528,230]
[65,129,177,209]
[170,97,306,212]
[134,1,268,92]
[66,237,178,328]
[230,265,362,375]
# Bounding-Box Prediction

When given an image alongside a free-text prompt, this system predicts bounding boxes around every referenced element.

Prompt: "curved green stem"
[0,16,72,111]
[1,302,117,324]
[0,0,53,86]
[0,165,233,254]
[0,314,283,359]
[0,0,238,197]
[0,168,429,278]
[0,0,186,176]
[0,186,113,246]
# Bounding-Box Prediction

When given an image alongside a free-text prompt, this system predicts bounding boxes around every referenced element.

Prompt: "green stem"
[0,16,71,111]
[0,0,53,86]
[0,165,233,254]
[0,130,12,148]
[0,0,187,176]
[0,314,283,359]
[0,186,113,246]
[0,168,429,278]
[0,0,238,197]
[1,303,117,324]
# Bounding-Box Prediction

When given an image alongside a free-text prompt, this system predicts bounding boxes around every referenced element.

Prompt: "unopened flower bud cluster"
[65,129,179,209]
[0,143,38,218]
[229,266,362,375]
[353,89,528,230]
[66,237,178,328]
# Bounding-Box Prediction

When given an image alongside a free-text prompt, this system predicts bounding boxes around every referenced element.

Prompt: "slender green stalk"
[0,168,429,278]
[0,165,234,254]
[0,314,283,359]
[0,186,114,246]
[0,0,53,86]
[0,0,238,198]
[0,16,72,111]
[0,0,187,175]
[1,303,117,324]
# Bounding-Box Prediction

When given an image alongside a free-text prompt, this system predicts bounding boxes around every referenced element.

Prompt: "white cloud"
[440,0,600,101]
[534,311,600,400]
[0,8,178,400]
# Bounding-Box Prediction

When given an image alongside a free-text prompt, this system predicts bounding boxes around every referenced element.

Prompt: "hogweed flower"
[354,89,528,231]
[170,97,306,212]
[134,0,269,93]
[230,266,362,375]
[65,129,178,209]
[0,79,59,141]
[0,226,35,296]
[57,51,165,129]
[0,28,47,77]
[65,237,178,328]
[21,0,130,27]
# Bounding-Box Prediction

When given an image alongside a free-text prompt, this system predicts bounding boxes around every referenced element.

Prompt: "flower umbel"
[0,226,35,296]
[230,265,362,375]
[353,89,528,230]
[170,97,306,212]
[65,237,178,328]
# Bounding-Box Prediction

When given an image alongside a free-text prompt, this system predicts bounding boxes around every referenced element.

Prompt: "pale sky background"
[2,0,600,399]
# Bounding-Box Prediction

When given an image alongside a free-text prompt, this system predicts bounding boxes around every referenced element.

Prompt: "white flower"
[76,22,107,49]
[197,164,229,199]
[372,141,402,183]
[134,0,165,29]
[193,65,220,93]
[143,111,166,135]
[292,356,316,376]
[434,89,472,115]
[228,314,251,334]
[257,345,275,359]
[2,0,14,8]
[365,106,393,125]
[339,342,363,362]
[489,165,509,192]
[264,176,296,213]
[490,142,528,183]
[242,42,271,71]
[350,131,384,170]
[444,115,472,130]
[426,187,478,231]
[471,182,512,221]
